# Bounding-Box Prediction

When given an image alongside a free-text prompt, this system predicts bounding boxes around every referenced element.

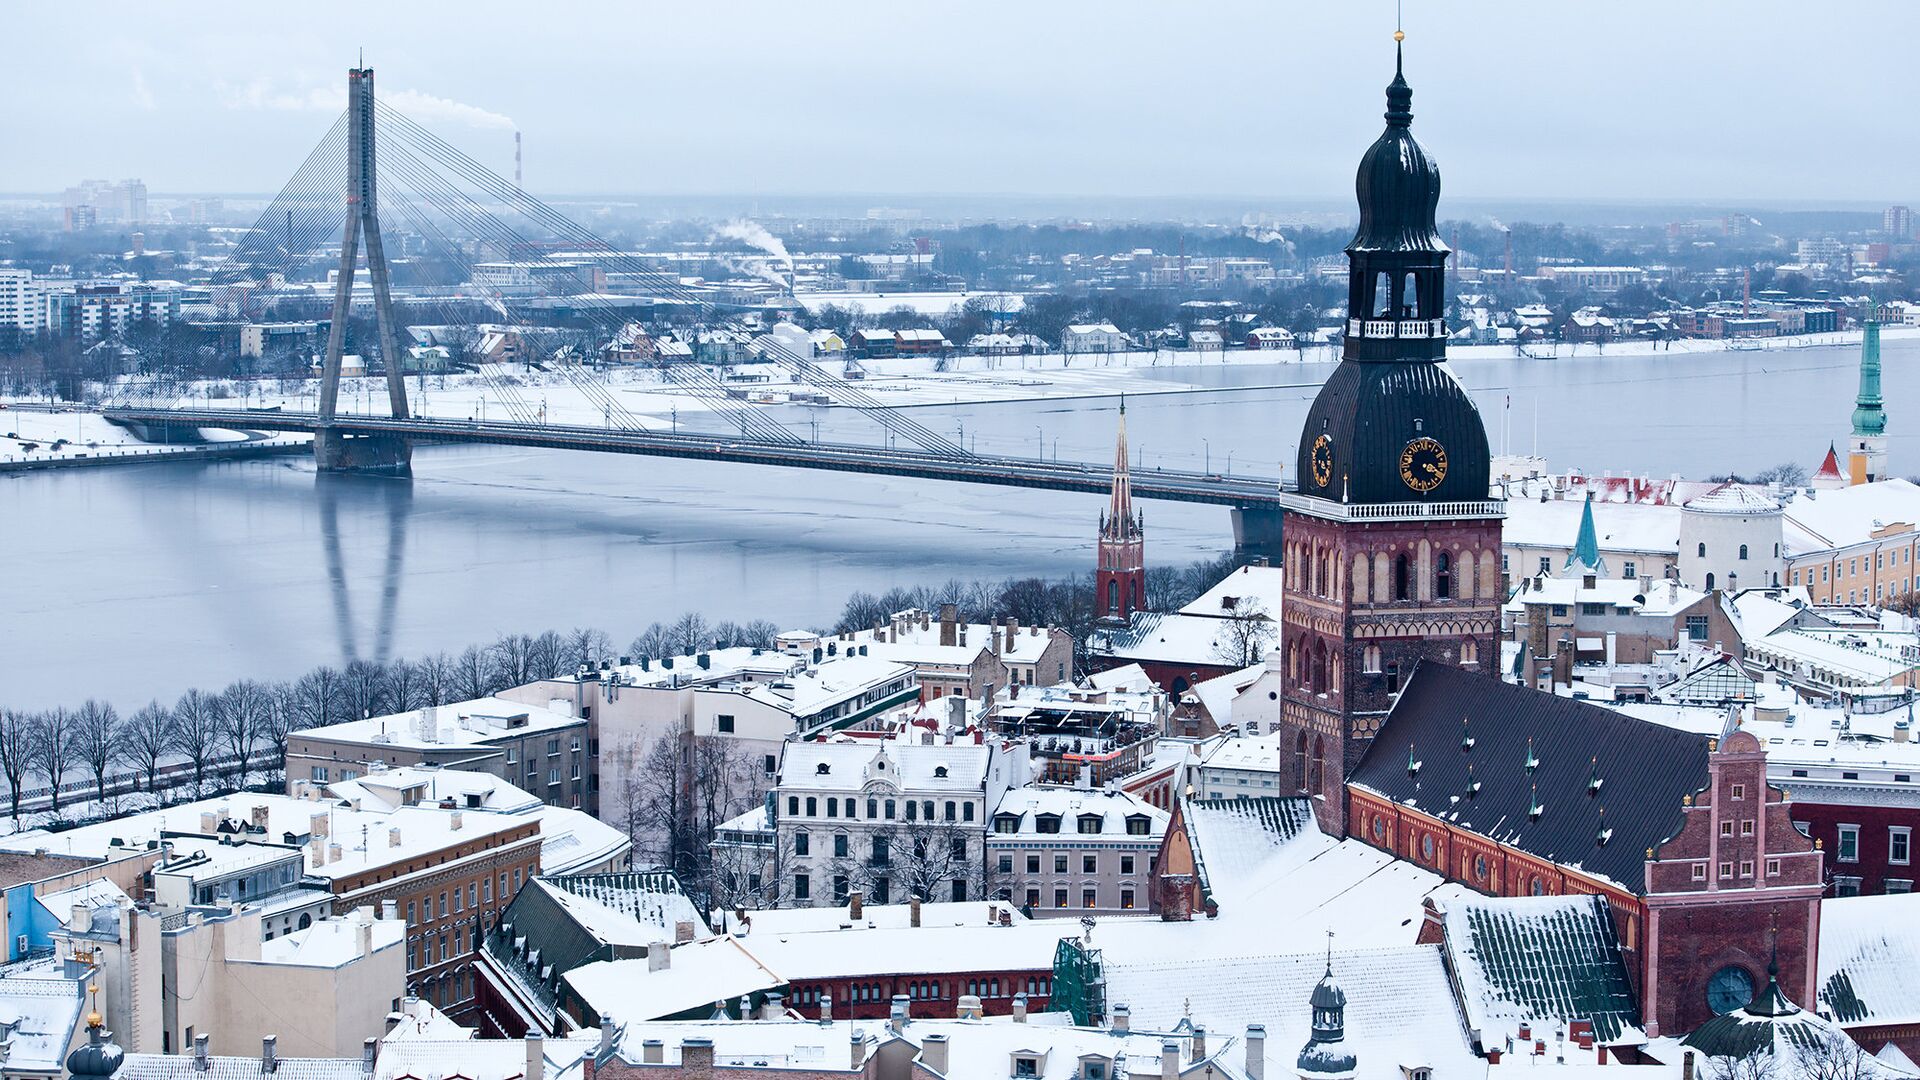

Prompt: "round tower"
[1677,483,1783,592]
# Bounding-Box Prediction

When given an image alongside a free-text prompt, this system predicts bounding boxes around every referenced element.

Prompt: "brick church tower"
[1276,42,1505,835]
[1097,400,1146,622]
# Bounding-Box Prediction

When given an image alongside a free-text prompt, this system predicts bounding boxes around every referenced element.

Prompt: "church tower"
[1848,308,1887,485]
[1276,38,1504,835]
[1097,400,1146,621]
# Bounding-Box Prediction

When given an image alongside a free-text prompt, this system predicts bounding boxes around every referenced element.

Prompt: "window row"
[785,795,974,823]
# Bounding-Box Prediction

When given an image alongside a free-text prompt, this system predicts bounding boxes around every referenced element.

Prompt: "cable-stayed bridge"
[101,65,1292,548]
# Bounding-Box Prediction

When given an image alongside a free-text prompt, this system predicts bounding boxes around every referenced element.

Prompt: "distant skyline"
[4,2,1915,206]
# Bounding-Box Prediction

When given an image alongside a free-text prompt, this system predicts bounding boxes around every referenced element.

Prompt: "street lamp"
[1203,439,1210,474]
[1035,426,1044,459]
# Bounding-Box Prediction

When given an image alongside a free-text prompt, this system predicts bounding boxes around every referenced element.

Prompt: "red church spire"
[1098,398,1146,622]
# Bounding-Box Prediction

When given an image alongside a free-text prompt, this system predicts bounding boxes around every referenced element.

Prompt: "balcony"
[1278,492,1506,522]
[1348,317,1447,340]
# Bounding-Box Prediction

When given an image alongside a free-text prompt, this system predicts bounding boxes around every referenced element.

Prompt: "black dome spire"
[1351,44,1445,257]
[1292,41,1491,507]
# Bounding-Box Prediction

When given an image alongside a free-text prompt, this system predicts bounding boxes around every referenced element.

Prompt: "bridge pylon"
[316,65,412,474]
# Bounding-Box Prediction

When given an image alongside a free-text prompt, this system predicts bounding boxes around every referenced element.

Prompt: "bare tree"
[287,667,344,731]
[31,707,74,813]
[337,660,389,724]
[0,710,35,819]
[566,627,613,670]
[71,700,121,802]
[1213,596,1278,667]
[1796,1030,1878,1080]
[217,680,272,785]
[385,659,428,713]
[890,819,986,902]
[122,701,176,794]
[668,612,714,656]
[415,652,456,706]
[527,630,568,680]
[173,688,220,796]
[628,623,673,663]
[625,734,688,868]
[490,633,537,688]
[1704,1049,1780,1080]
[454,645,497,700]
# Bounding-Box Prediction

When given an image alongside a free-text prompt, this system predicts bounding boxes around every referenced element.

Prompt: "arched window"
[1106,579,1119,613]
[1294,732,1309,793]
[1435,552,1452,599]
[1706,572,1716,591]
[1698,543,1707,558]
[1309,736,1326,795]
[1374,272,1392,317]
[1739,544,1749,561]
[1402,272,1418,319]
[1394,554,1411,601]
[1461,639,1479,665]
[1363,644,1382,673]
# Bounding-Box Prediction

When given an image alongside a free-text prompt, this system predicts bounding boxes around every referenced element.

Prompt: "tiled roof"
[1442,893,1643,1045]
[1350,663,1710,891]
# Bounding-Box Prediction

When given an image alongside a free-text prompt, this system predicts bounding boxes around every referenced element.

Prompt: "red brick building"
[1346,664,1822,1038]
[1096,403,1146,623]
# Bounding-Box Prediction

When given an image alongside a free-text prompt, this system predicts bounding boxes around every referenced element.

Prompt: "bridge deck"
[104,407,1289,509]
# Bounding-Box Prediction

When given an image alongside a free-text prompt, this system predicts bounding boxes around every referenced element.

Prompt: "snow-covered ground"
[0,405,300,465]
[14,323,1905,444]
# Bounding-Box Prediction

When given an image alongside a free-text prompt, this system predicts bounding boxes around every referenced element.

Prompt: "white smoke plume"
[1486,216,1510,232]
[381,89,516,131]
[715,219,794,276]
[1242,220,1296,256]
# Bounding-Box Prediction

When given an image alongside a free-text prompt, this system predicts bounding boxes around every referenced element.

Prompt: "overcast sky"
[5,2,1913,205]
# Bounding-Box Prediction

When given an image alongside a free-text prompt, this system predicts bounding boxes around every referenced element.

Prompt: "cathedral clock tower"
[1278,40,1505,835]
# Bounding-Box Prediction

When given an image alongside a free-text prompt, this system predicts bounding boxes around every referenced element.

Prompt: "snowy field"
[0,405,301,466]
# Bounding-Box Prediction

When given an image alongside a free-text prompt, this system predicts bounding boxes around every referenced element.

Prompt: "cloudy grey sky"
[5,1,1912,204]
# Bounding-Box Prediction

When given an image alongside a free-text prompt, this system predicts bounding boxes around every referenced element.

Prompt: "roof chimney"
[939,604,958,647]
[641,1041,664,1064]
[909,896,921,928]
[1245,1024,1265,1080]
[1192,1026,1207,1061]
[889,996,908,1034]
[1111,1004,1131,1033]
[193,1034,210,1071]
[647,940,671,971]
[362,1038,376,1075]
[1012,992,1028,1023]
[1162,1039,1180,1080]
[262,1036,278,1075]
[848,891,863,921]
[760,993,785,1021]
[850,1030,866,1070]
[680,1039,713,1071]
[525,1030,544,1080]
[922,1034,949,1075]
[674,919,695,943]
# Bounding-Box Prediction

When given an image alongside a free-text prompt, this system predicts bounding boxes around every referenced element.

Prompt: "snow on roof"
[1440,893,1644,1046]
[1087,664,1155,693]
[723,900,1025,937]
[1781,479,1920,555]
[1745,628,1920,685]
[733,920,1065,982]
[1505,576,1705,617]
[0,958,85,1073]
[1095,611,1255,669]
[1104,945,1480,1080]
[258,912,405,967]
[297,697,581,750]
[1501,496,1680,556]
[0,790,536,882]
[1179,564,1287,619]
[1200,732,1284,773]
[1685,483,1781,515]
[565,936,786,1023]
[123,1054,372,1080]
[1186,664,1266,729]
[777,739,989,793]
[532,875,703,946]
[1818,893,1920,1029]
[988,788,1168,838]
[1065,323,1124,335]
[852,613,1059,665]
[37,877,128,928]
[527,804,634,876]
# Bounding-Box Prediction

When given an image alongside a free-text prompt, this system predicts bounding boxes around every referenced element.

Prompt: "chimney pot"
[922,1034,950,1075]
[1245,1024,1266,1080]
[194,1034,211,1071]
[1111,1004,1131,1033]
[526,1030,544,1080]
[1162,1039,1180,1080]
[262,1036,278,1074]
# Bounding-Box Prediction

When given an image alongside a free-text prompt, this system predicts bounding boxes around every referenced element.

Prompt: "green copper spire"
[1565,492,1606,574]
[1854,310,1886,437]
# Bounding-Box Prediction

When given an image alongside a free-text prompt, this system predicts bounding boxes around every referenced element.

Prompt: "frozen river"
[5,339,1914,710]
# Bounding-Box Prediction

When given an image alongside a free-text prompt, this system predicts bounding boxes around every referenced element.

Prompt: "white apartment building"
[769,735,1027,907]
[0,269,42,335]
[1189,732,1285,801]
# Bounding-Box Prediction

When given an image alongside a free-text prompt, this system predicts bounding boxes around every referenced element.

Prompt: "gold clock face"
[1310,435,1334,488]
[1399,437,1448,493]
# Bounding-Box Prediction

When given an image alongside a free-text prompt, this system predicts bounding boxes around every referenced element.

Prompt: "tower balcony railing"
[1278,491,1505,521]
[1346,317,1447,340]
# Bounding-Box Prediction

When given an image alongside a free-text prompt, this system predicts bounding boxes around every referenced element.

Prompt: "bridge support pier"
[315,428,412,474]
[1230,505,1285,562]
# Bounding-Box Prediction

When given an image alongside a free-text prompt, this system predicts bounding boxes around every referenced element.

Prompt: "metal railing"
[1278,492,1505,521]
